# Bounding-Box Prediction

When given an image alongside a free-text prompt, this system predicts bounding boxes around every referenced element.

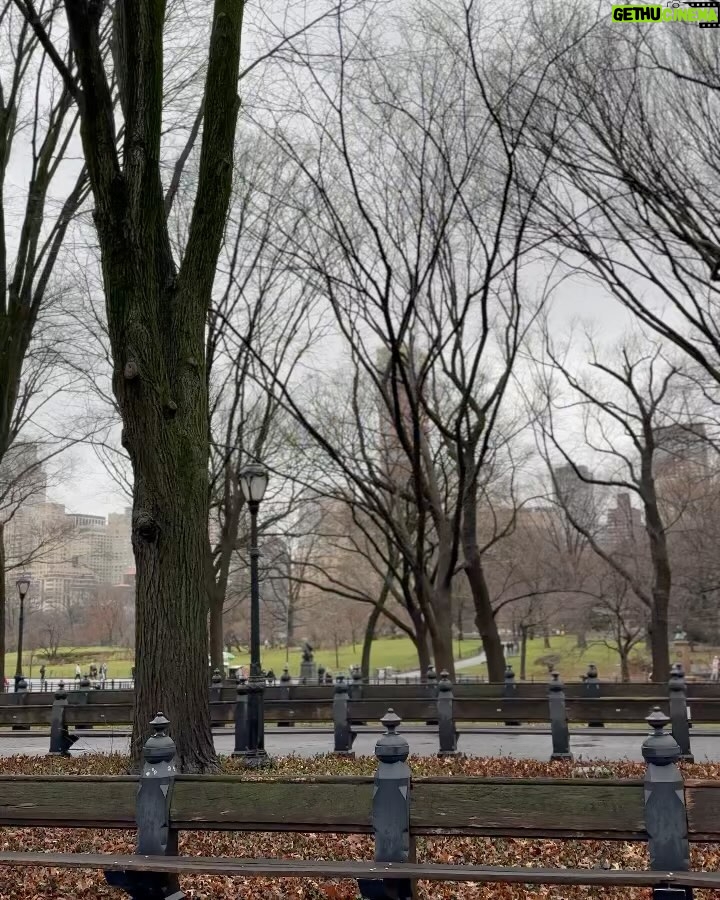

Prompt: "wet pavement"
[1,726,719,761]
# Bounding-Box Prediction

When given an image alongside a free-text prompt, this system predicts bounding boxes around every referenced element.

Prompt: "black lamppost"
[14,573,30,691]
[239,463,269,765]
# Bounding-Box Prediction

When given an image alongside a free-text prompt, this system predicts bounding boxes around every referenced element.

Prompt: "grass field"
[6,637,485,680]
[9,632,713,682]
[465,633,720,681]
[223,637,483,677]
[462,634,649,681]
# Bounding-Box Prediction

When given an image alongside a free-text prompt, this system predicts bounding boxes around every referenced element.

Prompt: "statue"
[299,641,316,683]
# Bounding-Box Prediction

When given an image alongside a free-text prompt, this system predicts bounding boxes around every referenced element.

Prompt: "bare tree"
[524,9,720,386]
[12,0,245,770]
[235,5,550,677]
[534,333,685,680]
[0,0,92,685]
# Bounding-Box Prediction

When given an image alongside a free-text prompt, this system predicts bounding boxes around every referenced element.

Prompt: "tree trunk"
[543,629,551,649]
[361,602,383,681]
[429,582,455,678]
[0,524,5,687]
[520,625,529,681]
[648,602,670,682]
[59,0,244,774]
[129,447,216,771]
[209,591,224,674]
[620,647,630,683]
[643,474,672,682]
[416,630,431,679]
[462,484,505,681]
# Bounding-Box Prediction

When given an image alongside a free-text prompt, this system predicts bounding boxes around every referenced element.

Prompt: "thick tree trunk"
[620,647,630,683]
[129,442,216,771]
[428,578,455,678]
[648,601,670,682]
[430,613,455,678]
[60,0,244,774]
[462,480,505,681]
[643,473,671,682]
[361,603,383,681]
[520,625,529,681]
[0,524,5,687]
[416,630,431,678]
[209,591,224,674]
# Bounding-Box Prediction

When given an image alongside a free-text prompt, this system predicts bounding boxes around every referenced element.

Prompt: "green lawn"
[17,633,700,682]
[7,647,134,679]
[226,637,483,677]
[5,637,486,680]
[462,634,651,681]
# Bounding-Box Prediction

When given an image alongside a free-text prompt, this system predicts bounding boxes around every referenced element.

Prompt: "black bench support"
[358,710,415,900]
[105,713,185,900]
[548,673,572,761]
[642,707,693,900]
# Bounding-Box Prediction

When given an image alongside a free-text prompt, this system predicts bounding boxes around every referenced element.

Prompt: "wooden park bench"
[0,707,717,898]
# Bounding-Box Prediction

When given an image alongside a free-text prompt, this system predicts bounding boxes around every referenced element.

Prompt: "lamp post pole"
[238,463,269,767]
[249,499,261,681]
[14,574,30,692]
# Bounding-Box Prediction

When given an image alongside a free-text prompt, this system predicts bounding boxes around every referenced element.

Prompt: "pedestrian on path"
[711,656,719,682]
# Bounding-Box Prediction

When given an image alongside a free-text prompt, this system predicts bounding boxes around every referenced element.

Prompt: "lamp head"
[16,574,30,599]
[239,463,269,505]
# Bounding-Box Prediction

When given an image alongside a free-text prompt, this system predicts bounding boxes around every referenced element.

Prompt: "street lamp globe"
[239,464,269,504]
[16,574,30,598]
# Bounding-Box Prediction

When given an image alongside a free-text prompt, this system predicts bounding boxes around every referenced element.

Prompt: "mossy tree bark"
[17,0,246,770]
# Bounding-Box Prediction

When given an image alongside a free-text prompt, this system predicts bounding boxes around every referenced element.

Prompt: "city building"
[107,508,134,585]
[552,464,596,532]
[654,423,709,480]
[604,492,643,547]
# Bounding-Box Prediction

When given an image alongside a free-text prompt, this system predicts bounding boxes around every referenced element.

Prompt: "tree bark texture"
[462,475,506,681]
[59,0,245,771]
[642,466,671,682]
[0,524,5,686]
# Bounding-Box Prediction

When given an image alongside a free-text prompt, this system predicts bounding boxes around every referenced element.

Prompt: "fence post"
[584,663,604,728]
[437,671,459,756]
[278,665,293,728]
[668,665,693,762]
[49,681,78,756]
[350,665,366,726]
[105,713,185,900]
[504,665,520,726]
[358,710,415,900]
[210,668,223,728]
[425,665,438,726]
[333,675,355,756]
[642,707,693,900]
[11,676,29,731]
[75,674,92,730]
[233,676,249,756]
[548,672,572,761]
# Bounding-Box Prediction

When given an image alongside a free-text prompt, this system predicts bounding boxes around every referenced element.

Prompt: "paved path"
[400,652,487,679]
[3,728,720,762]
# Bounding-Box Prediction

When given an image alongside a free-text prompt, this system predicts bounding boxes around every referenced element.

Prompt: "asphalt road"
[2,727,720,761]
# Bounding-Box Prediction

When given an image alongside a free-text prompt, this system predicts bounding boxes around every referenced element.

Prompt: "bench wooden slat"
[411,780,646,838]
[0,775,716,842]
[0,777,138,827]
[0,852,717,887]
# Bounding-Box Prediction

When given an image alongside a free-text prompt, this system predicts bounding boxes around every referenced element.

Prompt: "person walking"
[711,655,719,682]
[75,664,81,681]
